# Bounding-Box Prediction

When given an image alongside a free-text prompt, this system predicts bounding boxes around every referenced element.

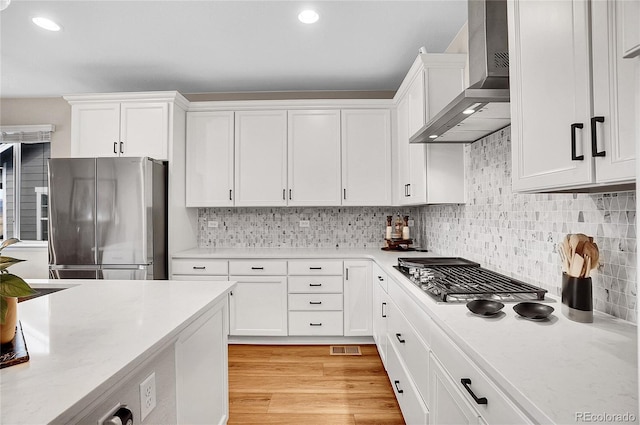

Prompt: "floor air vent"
[329,346,362,356]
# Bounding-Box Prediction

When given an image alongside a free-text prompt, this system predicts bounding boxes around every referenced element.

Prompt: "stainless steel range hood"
[410,0,510,144]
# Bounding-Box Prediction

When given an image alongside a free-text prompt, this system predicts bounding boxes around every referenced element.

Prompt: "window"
[0,125,53,243]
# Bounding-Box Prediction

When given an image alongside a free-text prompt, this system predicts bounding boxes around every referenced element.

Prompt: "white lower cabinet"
[430,325,534,425]
[287,259,344,336]
[343,260,373,336]
[387,338,430,425]
[429,353,479,425]
[372,268,389,367]
[228,275,288,336]
[175,298,229,425]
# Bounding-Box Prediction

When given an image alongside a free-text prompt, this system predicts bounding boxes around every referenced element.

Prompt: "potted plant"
[1,238,36,344]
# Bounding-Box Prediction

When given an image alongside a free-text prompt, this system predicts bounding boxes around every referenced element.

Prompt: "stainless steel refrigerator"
[48,157,167,280]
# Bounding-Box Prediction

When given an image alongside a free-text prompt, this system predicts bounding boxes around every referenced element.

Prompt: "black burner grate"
[395,258,547,302]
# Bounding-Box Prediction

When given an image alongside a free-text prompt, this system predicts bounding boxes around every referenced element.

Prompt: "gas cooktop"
[395,257,547,303]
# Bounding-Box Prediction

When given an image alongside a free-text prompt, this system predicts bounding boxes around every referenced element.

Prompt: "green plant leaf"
[0,296,7,325]
[0,274,36,297]
[0,256,26,271]
[0,238,21,253]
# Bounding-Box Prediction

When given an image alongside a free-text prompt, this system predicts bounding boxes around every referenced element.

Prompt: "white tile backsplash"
[416,127,637,323]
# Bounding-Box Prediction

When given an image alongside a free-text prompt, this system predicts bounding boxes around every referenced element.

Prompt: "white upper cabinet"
[341,109,392,206]
[66,93,178,160]
[509,0,636,192]
[394,54,467,205]
[287,110,342,206]
[186,111,234,207]
[234,110,288,206]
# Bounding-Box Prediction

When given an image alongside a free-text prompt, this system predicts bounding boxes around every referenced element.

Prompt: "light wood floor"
[228,344,405,425]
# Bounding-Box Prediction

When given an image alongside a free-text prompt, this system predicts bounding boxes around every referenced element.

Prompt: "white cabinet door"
[234,111,287,206]
[120,102,169,160]
[343,260,372,336]
[621,0,640,58]
[229,276,288,336]
[591,0,636,184]
[407,71,426,135]
[287,110,341,206]
[186,111,235,207]
[341,109,392,206]
[71,103,121,157]
[175,298,228,425]
[509,0,594,191]
[429,354,479,425]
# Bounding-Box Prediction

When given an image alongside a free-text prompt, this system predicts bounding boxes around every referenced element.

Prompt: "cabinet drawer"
[288,260,343,275]
[389,275,431,345]
[431,326,533,425]
[172,259,228,275]
[387,338,429,425]
[229,260,287,275]
[372,262,388,293]
[172,275,229,282]
[288,276,343,293]
[388,299,429,405]
[288,294,343,311]
[288,311,343,336]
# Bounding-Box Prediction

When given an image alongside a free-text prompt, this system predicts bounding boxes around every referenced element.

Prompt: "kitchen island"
[0,279,235,425]
[174,247,638,425]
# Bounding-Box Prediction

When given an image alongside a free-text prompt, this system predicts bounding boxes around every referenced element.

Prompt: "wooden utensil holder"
[561,273,593,323]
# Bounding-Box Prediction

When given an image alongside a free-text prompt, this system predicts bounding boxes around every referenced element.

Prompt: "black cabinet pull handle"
[309,267,322,270]
[571,123,584,160]
[192,266,206,270]
[230,291,233,296]
[289,189,292,200]
[395,333,405,343]
[382,302,387,318]
[229,189,232,201]
[119,141,124,154]
[113,142,118,154]
[283,189,286,200]
[393,380,403,394]
[309,323,322,326]
[343,188,346,199]
[309,301,322,305]
[461,378,488,405]
[590,116,606,157]
[346,268,349,280]
[309,283,322,287]
[407,183,411,197]
[251,267,264,270]
[378,276,384,281]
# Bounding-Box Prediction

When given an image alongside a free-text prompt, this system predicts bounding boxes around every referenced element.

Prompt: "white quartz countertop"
[0,279,235,425]
[173,247,638,424]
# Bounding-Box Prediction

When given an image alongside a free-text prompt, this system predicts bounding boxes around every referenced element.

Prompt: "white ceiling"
[0,0,467,98]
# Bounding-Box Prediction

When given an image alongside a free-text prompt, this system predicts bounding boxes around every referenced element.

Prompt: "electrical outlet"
[139,372,156,421]
[207,220,218,228]
[408,219,415,227]
[299,220,310,228]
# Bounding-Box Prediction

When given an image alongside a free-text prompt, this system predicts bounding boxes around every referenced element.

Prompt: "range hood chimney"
[410,0,510,144]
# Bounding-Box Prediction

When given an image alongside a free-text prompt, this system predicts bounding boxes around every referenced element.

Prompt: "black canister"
[561,272,593,323]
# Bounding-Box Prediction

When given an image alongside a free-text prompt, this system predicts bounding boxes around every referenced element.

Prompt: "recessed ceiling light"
[429,135,438,139]
[32,17,61,31]
[298,9,319,24]
[0,0,11,12]
[462,109,476,115]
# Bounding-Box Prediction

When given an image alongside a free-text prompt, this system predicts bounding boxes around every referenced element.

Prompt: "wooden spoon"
[569,233,590,257]
[570,253,585,278]
[558,243,570,273]
[582,241,600,273]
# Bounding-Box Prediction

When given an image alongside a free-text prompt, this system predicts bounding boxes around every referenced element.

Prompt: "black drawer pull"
[378,276,384,281]
[382,302,387,318]
[309,323,322,326]
[119,141,124,154]
[192,266,206,270]
[571,123,584,161]
[393,380,404,394]
[309,267,322,270]
[251,267,264,270]
[309,283,322,287]
[113,141,118,154]
[461,378,488,405]
[309,301,322,305]
[590,116,606,157]
[395,333,405,343]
